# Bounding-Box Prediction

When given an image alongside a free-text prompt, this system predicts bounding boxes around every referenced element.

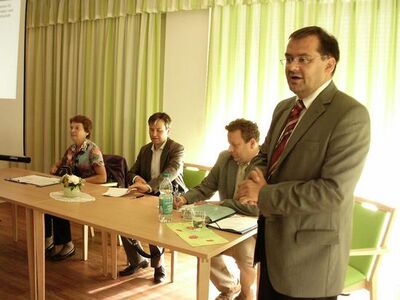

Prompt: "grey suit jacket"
[127,138,187,193]
[257,82,370,297]
[184,151,258,216]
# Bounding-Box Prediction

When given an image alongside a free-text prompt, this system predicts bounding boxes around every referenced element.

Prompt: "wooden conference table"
[0,168,257,300]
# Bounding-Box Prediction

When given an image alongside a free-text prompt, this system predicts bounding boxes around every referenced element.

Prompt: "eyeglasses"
[280,55,326,66]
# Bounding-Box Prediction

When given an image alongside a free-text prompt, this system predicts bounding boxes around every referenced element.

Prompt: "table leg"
[197,257,210,300]
[25,209,37,300]
[82,225,89,261]
[12,204,18,241]
[33,210,45,300]
[170,250,176,283]
[101,230,108,277]
[110,232,118,279]
[25,208,45,300]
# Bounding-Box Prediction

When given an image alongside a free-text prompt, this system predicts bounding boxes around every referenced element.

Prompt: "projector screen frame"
[0,0,30,163]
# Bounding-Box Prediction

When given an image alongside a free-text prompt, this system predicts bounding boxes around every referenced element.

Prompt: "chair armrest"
[184,163,211,171]
[349,247,388,256]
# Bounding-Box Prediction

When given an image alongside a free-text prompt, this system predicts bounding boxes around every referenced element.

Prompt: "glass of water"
[182,207,194,221]
[192,210,206,230]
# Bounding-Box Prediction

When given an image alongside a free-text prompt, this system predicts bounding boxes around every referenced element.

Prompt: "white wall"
[163,9,210,165]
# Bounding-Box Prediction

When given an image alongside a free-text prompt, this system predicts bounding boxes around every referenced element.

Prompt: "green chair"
[343,196,396,300]
[183,163,211,189]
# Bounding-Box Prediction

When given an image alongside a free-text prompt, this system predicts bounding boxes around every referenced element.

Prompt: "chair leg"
[118,235,123,246]
[90,226,95,237]
[170,250,176,283]
[82,225,88,261]
[256,262,260,299]
[370,278,377,300]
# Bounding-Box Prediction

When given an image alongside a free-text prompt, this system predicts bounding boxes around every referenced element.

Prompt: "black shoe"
[153,266,166,284]
[118,260,149,277]
[51,246,75,261]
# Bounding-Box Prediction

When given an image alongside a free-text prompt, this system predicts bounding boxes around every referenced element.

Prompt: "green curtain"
[205,0,400,202]
[26,0,273,19]
[25,1,164,172]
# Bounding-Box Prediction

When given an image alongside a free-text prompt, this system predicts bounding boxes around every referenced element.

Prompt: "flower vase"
[63,186,80,198]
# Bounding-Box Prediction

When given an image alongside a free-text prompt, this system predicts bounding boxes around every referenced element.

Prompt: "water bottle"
[159,173,173,223]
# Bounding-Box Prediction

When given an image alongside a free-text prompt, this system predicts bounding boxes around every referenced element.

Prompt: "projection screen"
[0,0,29,162]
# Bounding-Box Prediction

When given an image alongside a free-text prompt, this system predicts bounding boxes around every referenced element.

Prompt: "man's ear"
[326,57,336,73]
[250,138,257,148]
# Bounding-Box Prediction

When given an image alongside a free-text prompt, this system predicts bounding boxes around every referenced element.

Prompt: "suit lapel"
[226,158,238,199]
[273,82,338,171]
[159,139,171,173]
[143,143,153,181]
[267,101,295,167]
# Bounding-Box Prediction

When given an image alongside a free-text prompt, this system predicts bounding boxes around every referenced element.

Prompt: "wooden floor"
[0,202,220,300]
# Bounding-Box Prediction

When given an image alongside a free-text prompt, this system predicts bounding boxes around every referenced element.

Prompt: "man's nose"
[287,60,302,70]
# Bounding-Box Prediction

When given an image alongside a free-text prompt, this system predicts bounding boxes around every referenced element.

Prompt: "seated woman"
[47,115,106,260]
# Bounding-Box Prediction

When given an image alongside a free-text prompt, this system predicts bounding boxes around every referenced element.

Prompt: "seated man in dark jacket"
[119,112,187,284]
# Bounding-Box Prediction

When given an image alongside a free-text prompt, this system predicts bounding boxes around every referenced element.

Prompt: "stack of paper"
[102,188,129,197]
[7,175,59,187]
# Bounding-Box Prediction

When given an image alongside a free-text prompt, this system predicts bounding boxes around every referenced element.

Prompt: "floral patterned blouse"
[60,139,104,179]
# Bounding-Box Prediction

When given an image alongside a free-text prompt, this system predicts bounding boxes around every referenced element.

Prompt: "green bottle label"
[159,194,173,215]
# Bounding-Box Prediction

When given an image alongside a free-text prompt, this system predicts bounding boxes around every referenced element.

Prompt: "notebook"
[207,214,258,234]
[190,204,236,223]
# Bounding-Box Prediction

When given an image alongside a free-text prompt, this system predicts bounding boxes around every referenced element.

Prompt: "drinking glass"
[192,210,206,230]
[182,207,194,221]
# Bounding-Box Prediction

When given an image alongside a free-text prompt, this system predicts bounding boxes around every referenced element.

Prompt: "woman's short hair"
[70,115,93,138]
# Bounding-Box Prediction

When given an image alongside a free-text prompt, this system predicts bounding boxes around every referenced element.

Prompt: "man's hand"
[134,176,147,184]
[129,182,150,193]
[173,195,187,209]
[237,167,267,206]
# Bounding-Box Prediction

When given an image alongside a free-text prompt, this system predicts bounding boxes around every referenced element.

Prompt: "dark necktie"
[268,99,305,178]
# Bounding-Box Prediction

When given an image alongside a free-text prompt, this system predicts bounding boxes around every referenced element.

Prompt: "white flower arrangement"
[60,174,84,190]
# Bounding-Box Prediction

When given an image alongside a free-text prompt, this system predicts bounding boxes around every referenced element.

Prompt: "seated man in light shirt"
[119,112,187,284]
[174,119,260,300]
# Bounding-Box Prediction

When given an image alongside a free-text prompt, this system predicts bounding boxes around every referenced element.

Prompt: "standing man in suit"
[175,119,260,300]
[119,112,187,283]
[238,26,370,299]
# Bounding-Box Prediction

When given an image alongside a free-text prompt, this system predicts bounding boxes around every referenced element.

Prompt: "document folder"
[207,214,258,234]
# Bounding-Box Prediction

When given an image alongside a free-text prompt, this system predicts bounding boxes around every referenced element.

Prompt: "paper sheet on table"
[7,175,59,187]
[167,222,228,247]
[102,188,129,197]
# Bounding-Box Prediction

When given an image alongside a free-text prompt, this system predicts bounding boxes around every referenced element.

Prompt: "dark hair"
[225,118,260,143]
[70,115,92,138]
[289,26,340,74]
[148,112,172,129]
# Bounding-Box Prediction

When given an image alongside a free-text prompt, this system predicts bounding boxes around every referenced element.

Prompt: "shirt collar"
[72,139,89,153]
[237,161,250,168]
[151,140,167,152]
[300,79,332,109]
